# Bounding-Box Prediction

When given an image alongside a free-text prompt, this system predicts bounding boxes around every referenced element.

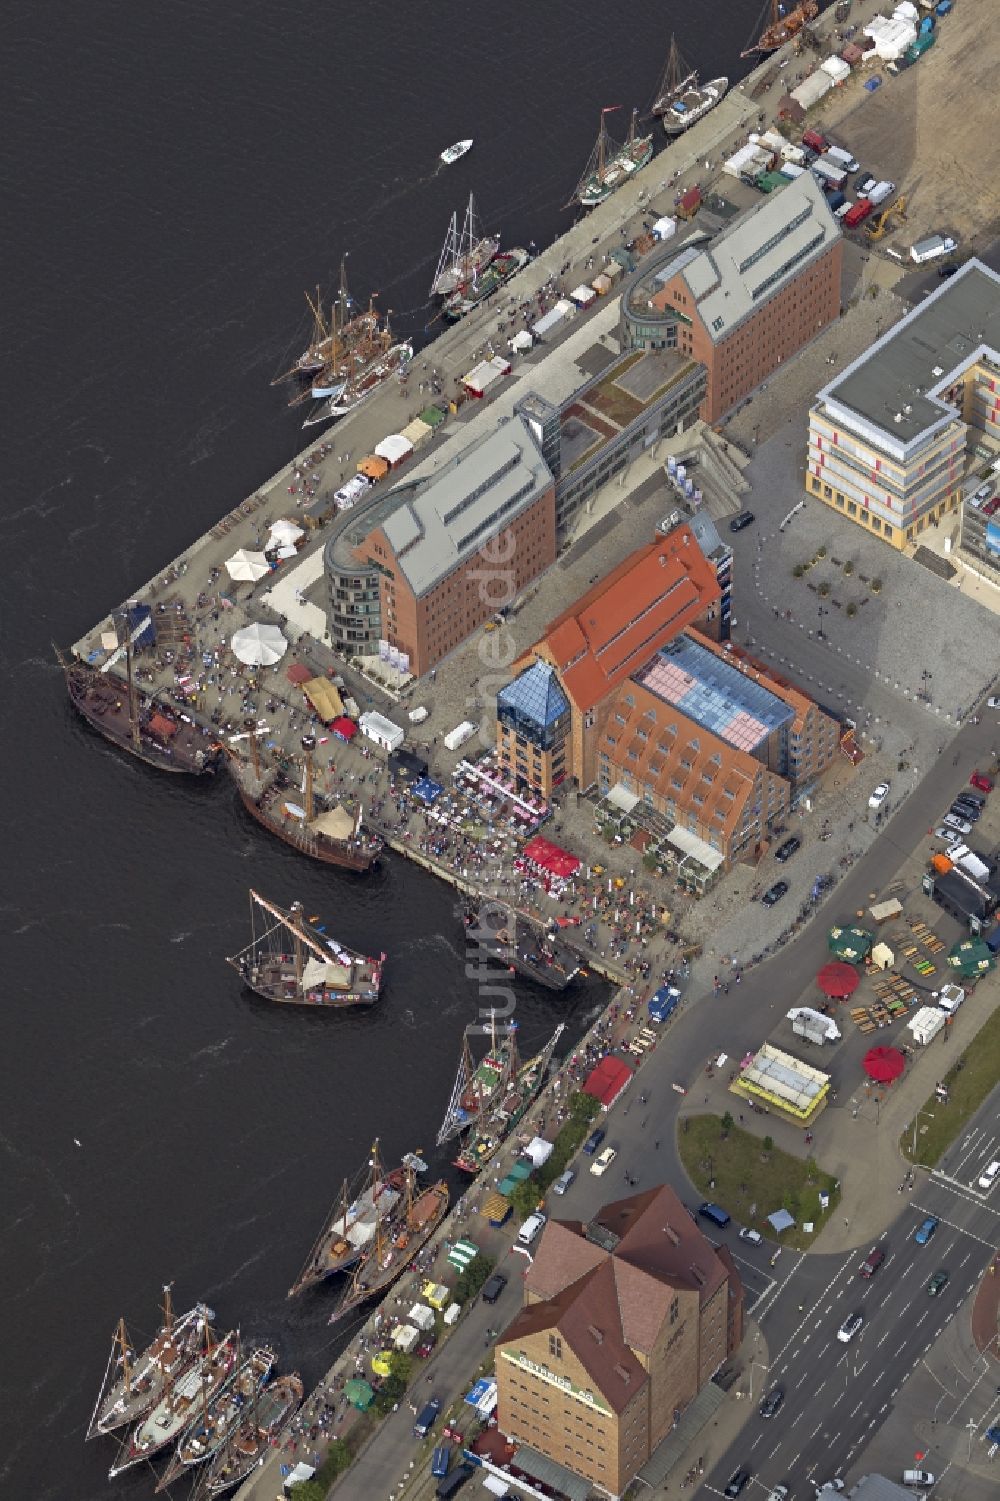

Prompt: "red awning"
[331,716,358,741]
[817,961,860,999]
[863,1046,905,1084]
[287,663,311,684]
[521,834,581,880]
[147,712,178,740]
[583,1055,633,1109]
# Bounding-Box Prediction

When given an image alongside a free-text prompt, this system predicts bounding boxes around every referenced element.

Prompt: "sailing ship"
[436,1016,523,1145]
[288,1140,422,1297]
[109,1325,239,1477]
[454,1023,565,1175]
[430,194,501,298]
[742,0,820,56]
[228,889,384,1009]
[442,247,532,323]
[652,37,728,135]
[225,731,382,873]
[440,139,473,166]
[308,335,413,424]
[273,260,354,391]
[57,624,218,777]
[202,1373,304,1494]
[330,1165,449,1322]
[155,1342,275,1492]
[87,1288,214,1440]
[462,898,583,992]
[571,107,654,210]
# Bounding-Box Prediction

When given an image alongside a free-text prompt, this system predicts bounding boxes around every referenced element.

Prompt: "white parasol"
[231,621,288,667]
[269,518,305,548]
[225,548,271,583]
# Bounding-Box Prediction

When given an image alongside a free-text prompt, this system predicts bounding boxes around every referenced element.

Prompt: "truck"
[648,984,681,1023]
[802,128,829,153]
[844,198,874,227]
[812,158,847,189]
[907,30,937,59]
[781,142,807,165]
[910,234,957,264]
[823,145,860,172]
[413,1397,441,1438]
[867,180,896,206]
[779,162,806,181]
[827,190,846,213]
[788,1007,841,1045]
[934,982,966,1015]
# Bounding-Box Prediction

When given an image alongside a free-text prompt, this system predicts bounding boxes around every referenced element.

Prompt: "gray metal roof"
[380,417,552,598]
[846,1477,913,1501]
[673,173,839,344]
[817,259,1000,452]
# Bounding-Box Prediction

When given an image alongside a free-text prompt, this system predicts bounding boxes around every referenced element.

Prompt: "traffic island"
[676,1113,840,1251]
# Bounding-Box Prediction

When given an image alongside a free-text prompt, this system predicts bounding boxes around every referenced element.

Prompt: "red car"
[970,772,993,794]
[415,1334,438,1359]
[859,1246,885,1278]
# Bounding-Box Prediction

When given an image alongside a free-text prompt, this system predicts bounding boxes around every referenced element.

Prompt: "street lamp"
[817,605,828,640]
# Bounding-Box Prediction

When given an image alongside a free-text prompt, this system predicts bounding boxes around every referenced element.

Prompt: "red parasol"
[863,1045,905,1084]
[817,960,860,999]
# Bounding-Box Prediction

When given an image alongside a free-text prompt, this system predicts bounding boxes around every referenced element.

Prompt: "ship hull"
[743,0,819,54]
[432,236,500,297]
[63,660,219,776]
[110,1335,239,1477]
[227,954,382,1008]
[463,903,581,992]
[232,779,381,873]
[156,1348,275,1491]
[578,139,654,209]
[289,1166,407,1297]
[91,1303,214,1438]
[324,343,413,418]
[330,1183,449,1321]
[203,1375,304,1494]
[443,248,531,322]
[662,78,729,135]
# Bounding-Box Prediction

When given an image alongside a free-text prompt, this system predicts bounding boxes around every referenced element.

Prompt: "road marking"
[768,1444,781,1460]
[913,1199,1000,1245]
[877,1330,890,1348]
[916,1309,930,1327]
[750,1434,762,1450]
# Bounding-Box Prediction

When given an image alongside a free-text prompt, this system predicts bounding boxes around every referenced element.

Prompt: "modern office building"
[324,416,556,677]
[959,485,1000,582]
[597,631,840,872]
[621,173,842,422]
[495,526,722,795]
[496,1184,743,1498]
[807,259,1000,550]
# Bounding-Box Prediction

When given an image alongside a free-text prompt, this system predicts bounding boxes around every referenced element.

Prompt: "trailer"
[910,234,957,264]
[787,1007,842,1044]
[908,1005,945,1046]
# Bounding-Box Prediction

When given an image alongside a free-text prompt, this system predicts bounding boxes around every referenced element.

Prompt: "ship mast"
[301,733,316,820]
[290,900,305,996]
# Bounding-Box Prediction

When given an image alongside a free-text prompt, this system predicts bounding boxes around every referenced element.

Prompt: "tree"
[762,1135,774,1160]
[720,1110,735,1138]
[508,1179,541,1224]
[454,1252,496,1304]
[374,1372,407,1414]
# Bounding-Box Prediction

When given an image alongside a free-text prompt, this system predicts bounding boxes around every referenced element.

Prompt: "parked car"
[859,1247,886,1278]
[868,781,891,810]
[767,1489,789,1501]
[973,483,995,502]
[416,1333,438,1358]
[987,694,1000,708]
[582,1128,606,1155]
[739,1227,763,1246]
[978,1160,1000,1192]
[937,262,958,278]
[730,510,755,533]
[591,1146,617,1177]
[815,1482,845,1497]
[762,880,789,908]
[942,813,972,835]
[837,1311,864,1343]
[725,1469,752,1497]
[481,1272,508,1304]
[414,1397,442,1438]
[914,1216,939,1245]
[932,826,957,840]
[969,772,993,792]
[950,800,981,822]
[855,172,876,194]
[552,1169,575,1196]
[759,1386,785,1419]
[927,1270,949,1297]
[960,786,987,806]
[774,836,801,863]
[698,1202,732,1228]
[901,1471,935,1488]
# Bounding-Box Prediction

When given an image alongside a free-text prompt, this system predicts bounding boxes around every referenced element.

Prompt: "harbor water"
[4,0,762,1495]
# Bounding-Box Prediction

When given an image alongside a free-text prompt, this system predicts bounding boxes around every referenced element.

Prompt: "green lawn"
[676,1114,841,1251]
[901,1004,1000,1167]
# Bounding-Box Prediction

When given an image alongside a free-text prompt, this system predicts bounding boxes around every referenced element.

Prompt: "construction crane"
[866,195,908,240]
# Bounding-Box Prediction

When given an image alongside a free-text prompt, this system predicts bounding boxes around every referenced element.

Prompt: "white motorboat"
[440,139,473,166]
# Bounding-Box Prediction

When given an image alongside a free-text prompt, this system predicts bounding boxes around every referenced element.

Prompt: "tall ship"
[462,898,583,992]
[288,1141,422,1298]
[202,1373,304,1494]
[436,1016,523,1145]
[742,0,820,56]
[652,37,728,136]
[330,1164,449,1322]
[58,622,218,777]
[454,1023,565,1175]
[443,247,532,323]
[431,194,501,298]
[228,889,384,1009]
[87,1288,214,1440]
[571,107,654,210]
[109,1326,239,1477]
[154,1342,275,1492]
[307,333,412,424]
[225,731,382,873]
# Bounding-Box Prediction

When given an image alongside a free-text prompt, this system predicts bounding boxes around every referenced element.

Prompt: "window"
[548,1334,563,1359]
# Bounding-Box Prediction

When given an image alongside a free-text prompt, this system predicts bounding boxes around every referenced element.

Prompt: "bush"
[288,1439,352,1498]
[453,1252,496,1303]
[762,1135,774,1158]
[793,563,806,578]
[721,1110,734,1137]
[816,545,827,559]
[374,1372,408,1414]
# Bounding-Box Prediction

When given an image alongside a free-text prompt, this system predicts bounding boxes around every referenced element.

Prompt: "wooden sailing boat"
[155,1337,275,1492]
[436,1014,522,1145]
[570,106,654,210]
[227,889,384,1009]
[287,1139,411,1297]
[454,1022,566,1175]
[330,1156,449,1323]
[87,1287,214,1439]
[201,1372,304,1494]
[110,1322,240,1476]
[742,0,819,57]
[650,36,698,118]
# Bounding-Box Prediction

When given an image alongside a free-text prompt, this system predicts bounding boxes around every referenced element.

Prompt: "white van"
[517,1212,547,1247]
[901,1472,935,1488]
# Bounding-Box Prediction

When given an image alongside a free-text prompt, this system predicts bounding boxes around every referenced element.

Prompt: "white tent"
[231,621,288,666]
[225,548,270,583]
[269,517,305,548]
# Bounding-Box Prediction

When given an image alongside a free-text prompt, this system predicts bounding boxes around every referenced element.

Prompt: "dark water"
[3,1,762,1495]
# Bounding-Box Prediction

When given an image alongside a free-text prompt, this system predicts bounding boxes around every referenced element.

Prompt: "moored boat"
[436,1016,522,1145]
[662,76,728,135]
[109,1327,239,1477]
[330,1175,449,1322]
[203,1373,304,1494]
[87,1289,214,1440]
[431,194,500,298]
[454,1023,565,1174]
[463,898,583,992]
[228,889,384,1009]
[440,139,473,165]
[154,1342,275,1492]
[315,340,413,422]
[742,0,819,56]
[572,107,654,210]
[443,247,531,322]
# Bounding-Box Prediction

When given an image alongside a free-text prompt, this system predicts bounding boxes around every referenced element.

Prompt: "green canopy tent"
[345,1379,374,1411]
[946,938,995,979]
[447,1239,480,1271]
[827,925,873,963]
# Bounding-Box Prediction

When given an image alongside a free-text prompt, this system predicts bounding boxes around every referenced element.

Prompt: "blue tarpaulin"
[125,602,156,648]
[412,776,444,804]
[768,1209,795,1233]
